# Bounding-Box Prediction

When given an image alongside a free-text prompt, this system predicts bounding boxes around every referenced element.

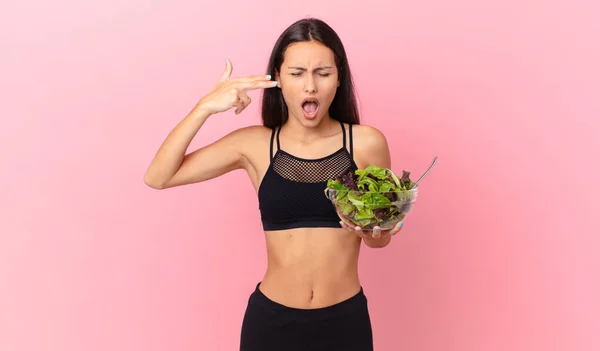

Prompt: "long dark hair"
[261,18,360,128]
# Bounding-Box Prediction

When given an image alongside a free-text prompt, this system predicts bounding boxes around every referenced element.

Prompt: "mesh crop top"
[257,120,358,231]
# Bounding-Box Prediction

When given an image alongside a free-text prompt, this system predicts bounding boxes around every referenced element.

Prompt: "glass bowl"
[325,188,418,230]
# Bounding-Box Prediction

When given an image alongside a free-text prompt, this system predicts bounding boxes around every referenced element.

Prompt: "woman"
[144,17,404,351]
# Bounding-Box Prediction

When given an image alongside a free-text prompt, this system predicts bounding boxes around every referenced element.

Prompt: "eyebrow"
[288,66,333,71]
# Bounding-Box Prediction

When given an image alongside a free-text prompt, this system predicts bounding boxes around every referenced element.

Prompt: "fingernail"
[355,227,360,233]
[397,221,404,228]
[273,81,279,86]
[374,227,380,233]
[266,74,271,80]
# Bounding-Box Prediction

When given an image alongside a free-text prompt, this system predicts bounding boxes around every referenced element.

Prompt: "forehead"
[282,41,336,67]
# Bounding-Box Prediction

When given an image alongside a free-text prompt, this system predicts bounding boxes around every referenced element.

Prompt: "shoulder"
[351,124,388,149]
[224,125,275,165]
[203,124,272,163]
[230,124,273,138]
[350,124,391,169]
[222,124,273,150]
[231,124,273,142]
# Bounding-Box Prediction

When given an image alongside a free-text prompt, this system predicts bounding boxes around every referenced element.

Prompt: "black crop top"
[257,120,358,231]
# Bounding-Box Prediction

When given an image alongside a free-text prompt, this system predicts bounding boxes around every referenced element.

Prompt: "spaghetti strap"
[275,126,282,151]
[349,123,354,158]
[269,127,276,161]
[340,120,347,148]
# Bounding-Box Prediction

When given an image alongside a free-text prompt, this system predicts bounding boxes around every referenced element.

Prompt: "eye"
[290,72,301,76]
[319,73,331,77]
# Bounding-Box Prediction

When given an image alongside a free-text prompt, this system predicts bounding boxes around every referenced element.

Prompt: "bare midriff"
[258,226,363,309]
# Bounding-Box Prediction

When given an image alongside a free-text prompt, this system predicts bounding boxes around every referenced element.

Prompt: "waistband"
[250,282,367,320]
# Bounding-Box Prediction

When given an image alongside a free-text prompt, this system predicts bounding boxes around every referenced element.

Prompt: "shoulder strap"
[275,126,282,151]
[340,120,347,148]
[349,123,354,158]
[269,127,276,160]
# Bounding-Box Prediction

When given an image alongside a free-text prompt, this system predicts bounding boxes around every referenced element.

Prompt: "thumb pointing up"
[219,58,233,82]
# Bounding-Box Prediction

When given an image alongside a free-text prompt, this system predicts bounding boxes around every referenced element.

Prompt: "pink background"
[1,0,599,350]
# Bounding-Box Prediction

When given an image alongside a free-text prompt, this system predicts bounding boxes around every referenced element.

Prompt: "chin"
[296,113,327,127]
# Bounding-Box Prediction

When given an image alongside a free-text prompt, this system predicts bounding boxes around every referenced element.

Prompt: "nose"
[304,75,317,93]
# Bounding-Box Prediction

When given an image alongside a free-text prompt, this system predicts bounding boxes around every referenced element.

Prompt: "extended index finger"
[233,74,274,83]
[238,79,279,91]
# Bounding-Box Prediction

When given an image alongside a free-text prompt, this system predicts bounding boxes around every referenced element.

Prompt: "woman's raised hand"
[195,59,278,116]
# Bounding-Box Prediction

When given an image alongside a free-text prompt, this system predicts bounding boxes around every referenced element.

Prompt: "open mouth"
[301,98,319,119]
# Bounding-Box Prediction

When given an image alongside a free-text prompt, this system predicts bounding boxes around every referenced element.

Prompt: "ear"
[275,70,282,88]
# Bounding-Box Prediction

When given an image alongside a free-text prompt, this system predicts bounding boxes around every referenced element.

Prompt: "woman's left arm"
[344,125,404,248]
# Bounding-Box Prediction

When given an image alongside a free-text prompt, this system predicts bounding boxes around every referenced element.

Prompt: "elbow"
[143,173,166,189]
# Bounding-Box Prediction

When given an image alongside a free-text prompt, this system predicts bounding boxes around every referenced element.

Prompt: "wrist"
[189,103,213,121]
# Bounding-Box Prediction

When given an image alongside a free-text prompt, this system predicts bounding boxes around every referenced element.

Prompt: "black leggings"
[239,283,374,351]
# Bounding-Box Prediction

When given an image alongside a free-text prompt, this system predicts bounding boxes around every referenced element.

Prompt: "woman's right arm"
[143,60,277,189]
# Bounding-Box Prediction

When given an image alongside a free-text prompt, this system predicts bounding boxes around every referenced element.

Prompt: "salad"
[325,165,417,229]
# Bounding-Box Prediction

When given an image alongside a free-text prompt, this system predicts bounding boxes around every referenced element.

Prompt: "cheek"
[280,87,295,106]
[321,80,339,99]
[279,78,299,100]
